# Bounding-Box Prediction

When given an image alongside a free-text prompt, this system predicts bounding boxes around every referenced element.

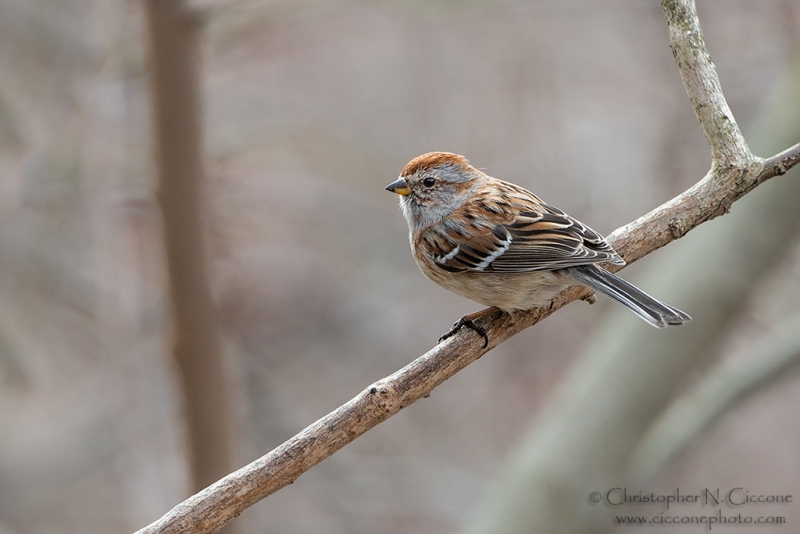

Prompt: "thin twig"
[761,141,800,181]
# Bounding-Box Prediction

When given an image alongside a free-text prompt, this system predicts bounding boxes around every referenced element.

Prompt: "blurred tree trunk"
[145,2,237,531]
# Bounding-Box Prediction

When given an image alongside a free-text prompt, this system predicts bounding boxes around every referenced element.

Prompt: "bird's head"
[386,152,480,230]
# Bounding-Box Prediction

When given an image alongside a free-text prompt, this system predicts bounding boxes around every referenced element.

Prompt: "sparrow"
[386,152,690,346]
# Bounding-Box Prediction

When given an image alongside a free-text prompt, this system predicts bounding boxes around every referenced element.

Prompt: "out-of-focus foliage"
[0,1,797,533]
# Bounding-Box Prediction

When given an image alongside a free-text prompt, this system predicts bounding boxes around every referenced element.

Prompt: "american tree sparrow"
[386,152,690,346]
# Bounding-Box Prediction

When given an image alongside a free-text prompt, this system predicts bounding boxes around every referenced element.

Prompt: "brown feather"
[401,152,471,178]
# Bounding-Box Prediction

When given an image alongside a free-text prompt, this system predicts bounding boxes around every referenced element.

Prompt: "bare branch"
[661,0,753,167]
[602,148,800,270]
[761,141,800,181]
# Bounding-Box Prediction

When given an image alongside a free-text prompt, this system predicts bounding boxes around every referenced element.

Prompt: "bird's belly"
[423,269,569,312]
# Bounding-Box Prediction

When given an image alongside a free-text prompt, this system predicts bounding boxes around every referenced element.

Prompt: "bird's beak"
[385,177,411,196]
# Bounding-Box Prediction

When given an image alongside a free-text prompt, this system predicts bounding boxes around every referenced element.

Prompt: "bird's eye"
[423,177,436,188]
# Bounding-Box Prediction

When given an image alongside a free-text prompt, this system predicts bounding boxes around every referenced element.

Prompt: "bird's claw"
[438,315,489,348]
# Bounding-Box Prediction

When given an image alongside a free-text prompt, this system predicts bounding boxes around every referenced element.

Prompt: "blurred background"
[1,0,799,533]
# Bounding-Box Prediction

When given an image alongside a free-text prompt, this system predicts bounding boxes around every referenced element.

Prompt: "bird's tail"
[568,264,691,328]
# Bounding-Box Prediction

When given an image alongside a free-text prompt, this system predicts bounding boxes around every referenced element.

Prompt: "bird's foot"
[439,314,489,348]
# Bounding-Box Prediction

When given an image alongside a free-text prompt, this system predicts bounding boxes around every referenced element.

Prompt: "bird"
[385,152,690,346]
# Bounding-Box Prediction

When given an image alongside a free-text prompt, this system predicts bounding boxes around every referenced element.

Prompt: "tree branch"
[134,1,800,532]
[661,0,753,167]
[761,141,800,181]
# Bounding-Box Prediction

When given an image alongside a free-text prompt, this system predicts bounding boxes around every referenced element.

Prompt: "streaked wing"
[419,220,514,273]
[489,203,623,272]
[417,181,624,273]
